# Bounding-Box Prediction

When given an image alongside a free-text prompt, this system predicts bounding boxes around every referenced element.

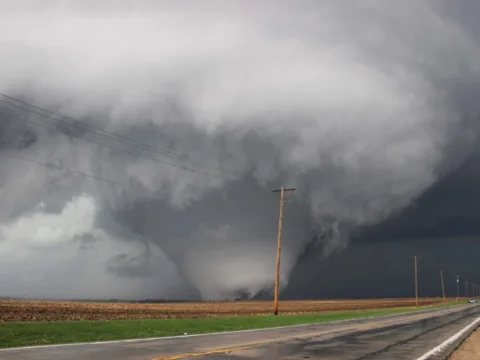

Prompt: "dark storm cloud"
[285,236,480,300]
[1,0,480,300]
[358,149,480,242]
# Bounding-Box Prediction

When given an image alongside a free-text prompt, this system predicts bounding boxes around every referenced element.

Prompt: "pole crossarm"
[272,188,297,192]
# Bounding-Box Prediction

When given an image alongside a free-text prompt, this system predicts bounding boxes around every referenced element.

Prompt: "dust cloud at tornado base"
[1,1,480,300]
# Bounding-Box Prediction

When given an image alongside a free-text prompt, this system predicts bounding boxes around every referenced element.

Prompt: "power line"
[0,151,157,195]
[0,112,236,181]
[0,96,240,177]
[0,95,241,176]
[0,93,241,176]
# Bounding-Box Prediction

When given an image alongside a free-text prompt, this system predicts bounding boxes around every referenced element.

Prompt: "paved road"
[1,305,478,360]
[206,305,480,360]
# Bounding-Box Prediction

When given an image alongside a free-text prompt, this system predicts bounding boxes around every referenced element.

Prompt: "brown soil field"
[0,298,461,322]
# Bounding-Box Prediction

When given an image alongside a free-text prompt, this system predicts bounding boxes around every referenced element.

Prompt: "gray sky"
[1,0,480,300]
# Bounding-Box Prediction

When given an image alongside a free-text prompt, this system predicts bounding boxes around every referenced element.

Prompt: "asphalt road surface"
[1,304,478,360]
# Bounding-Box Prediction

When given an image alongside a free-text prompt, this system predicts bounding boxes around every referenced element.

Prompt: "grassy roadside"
[0,301,465,349]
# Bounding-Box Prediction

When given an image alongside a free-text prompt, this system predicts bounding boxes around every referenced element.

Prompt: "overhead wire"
[0,93,316,201]
[0,111,237,181]
[0,151,158,195]
[0,93,241,177]
[0,94,322,191]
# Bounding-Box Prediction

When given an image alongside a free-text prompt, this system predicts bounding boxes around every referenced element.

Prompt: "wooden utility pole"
[272,186,296,315]
[456,276,460,302]
[472,283,475,299]
[440,269,446,303]
[466,280,469,298]
[414,255,419,307]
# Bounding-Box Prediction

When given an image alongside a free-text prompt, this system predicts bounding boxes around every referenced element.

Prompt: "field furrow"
[0,298,456,322]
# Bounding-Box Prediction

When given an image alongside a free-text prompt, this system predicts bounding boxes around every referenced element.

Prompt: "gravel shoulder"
[449,327,480,360]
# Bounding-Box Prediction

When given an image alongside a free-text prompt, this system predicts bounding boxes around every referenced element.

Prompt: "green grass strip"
[0,301,466,348]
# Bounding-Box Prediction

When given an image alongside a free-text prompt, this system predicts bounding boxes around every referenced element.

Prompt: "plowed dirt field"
[0,298,457,322]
